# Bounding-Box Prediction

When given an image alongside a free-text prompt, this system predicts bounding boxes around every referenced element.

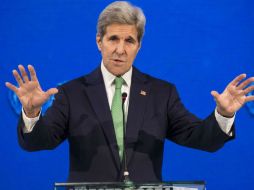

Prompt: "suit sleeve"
[17,86,69,151]
[166,85,235,152]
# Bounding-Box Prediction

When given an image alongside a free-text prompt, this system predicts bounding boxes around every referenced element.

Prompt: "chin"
[112,71,125,76]
[109,67,129,76]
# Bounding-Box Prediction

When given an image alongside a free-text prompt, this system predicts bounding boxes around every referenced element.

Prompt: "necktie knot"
[115,77,124,89]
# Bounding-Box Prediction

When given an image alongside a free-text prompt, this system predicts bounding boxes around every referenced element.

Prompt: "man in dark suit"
[5,1,254,183]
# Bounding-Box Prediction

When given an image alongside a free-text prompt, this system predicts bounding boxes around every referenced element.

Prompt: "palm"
[211,74,254,117]
[18,81,48,110]
[217,86,245,114]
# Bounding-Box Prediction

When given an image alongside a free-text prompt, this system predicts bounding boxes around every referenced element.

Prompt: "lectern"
[54,181,205,190]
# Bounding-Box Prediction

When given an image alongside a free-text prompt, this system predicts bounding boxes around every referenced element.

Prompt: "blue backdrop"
[0,0,253,189]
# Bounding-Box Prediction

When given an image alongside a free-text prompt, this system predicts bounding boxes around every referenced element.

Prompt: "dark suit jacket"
[18,66,234,182]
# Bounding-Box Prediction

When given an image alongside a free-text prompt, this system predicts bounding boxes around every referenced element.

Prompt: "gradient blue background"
[0,0,253,189]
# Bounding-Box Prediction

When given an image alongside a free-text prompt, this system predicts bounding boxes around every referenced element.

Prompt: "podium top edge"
[54,181,206,186]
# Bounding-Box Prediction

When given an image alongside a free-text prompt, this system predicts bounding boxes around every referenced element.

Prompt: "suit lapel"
[125,67,150,165]
[83,67,121,170]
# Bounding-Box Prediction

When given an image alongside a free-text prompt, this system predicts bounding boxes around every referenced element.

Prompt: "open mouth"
[113,59,124,62]
[112,59,125,65]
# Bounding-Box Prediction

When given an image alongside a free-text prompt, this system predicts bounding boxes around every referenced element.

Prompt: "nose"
[115,41,126,55]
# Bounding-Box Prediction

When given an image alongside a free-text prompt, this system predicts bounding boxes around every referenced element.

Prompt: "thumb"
[211,90,220,101]
[46,88,58,97]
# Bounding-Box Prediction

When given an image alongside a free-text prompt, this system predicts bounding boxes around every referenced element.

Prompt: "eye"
[126,37,136,44]
[108,36,118,41]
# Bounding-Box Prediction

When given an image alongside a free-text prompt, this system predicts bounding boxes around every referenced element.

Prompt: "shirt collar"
[101,61,132,87]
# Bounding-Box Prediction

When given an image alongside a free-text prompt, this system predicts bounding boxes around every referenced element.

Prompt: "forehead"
[105,24,138,39]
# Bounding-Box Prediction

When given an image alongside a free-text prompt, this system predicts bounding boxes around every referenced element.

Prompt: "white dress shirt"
[22,62,234,135]
[100,61,132,122]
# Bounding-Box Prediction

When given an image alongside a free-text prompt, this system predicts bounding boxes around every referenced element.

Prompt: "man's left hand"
[211,74,254,117]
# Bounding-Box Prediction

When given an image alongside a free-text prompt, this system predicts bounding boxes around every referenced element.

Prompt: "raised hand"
[211,74,254,117]
[5,65,58,118]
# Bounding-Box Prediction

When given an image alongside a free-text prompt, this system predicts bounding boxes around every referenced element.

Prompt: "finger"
[18,64,30,82]
[230,74,247,86]
[12,69,24,87]
[28,65,38,82]
[45,88,58,97]
[237,77,254,90]
[243,85,254,95]
[211,90,220,101]
[245,96,254,103]
[5,82,19,94]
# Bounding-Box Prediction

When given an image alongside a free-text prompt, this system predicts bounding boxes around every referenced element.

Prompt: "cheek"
[129,50,139,60]
[103,46,114,56]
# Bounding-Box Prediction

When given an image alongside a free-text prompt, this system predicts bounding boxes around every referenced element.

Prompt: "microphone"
[122,92,127,104]
[121,92,132,184]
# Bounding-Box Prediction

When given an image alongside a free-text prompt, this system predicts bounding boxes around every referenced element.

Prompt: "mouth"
[111,59,125,65]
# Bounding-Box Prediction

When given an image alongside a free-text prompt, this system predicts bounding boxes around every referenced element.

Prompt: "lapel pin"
[140,90,147,96]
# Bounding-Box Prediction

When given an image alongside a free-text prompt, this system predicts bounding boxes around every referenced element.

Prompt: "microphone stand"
[121,93,133,187]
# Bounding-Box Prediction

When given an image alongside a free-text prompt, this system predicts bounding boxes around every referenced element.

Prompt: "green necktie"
[111,77,124,160]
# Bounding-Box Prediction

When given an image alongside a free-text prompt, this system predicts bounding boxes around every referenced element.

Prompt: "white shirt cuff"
[215,108,235,136]
[22,108,41,133]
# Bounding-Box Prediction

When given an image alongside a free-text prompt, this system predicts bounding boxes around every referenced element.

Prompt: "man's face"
[96,24,141,76]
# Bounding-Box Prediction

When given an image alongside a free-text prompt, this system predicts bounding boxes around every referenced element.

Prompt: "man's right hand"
[5,65,58,118]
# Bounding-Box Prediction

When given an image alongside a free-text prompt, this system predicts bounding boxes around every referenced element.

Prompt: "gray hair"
[97,1,146,43]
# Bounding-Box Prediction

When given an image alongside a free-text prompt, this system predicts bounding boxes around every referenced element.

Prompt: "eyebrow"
[107,35,137,42]
[108,35,118,40]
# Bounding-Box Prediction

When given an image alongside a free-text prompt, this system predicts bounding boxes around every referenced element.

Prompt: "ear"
[96,35,102,51]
